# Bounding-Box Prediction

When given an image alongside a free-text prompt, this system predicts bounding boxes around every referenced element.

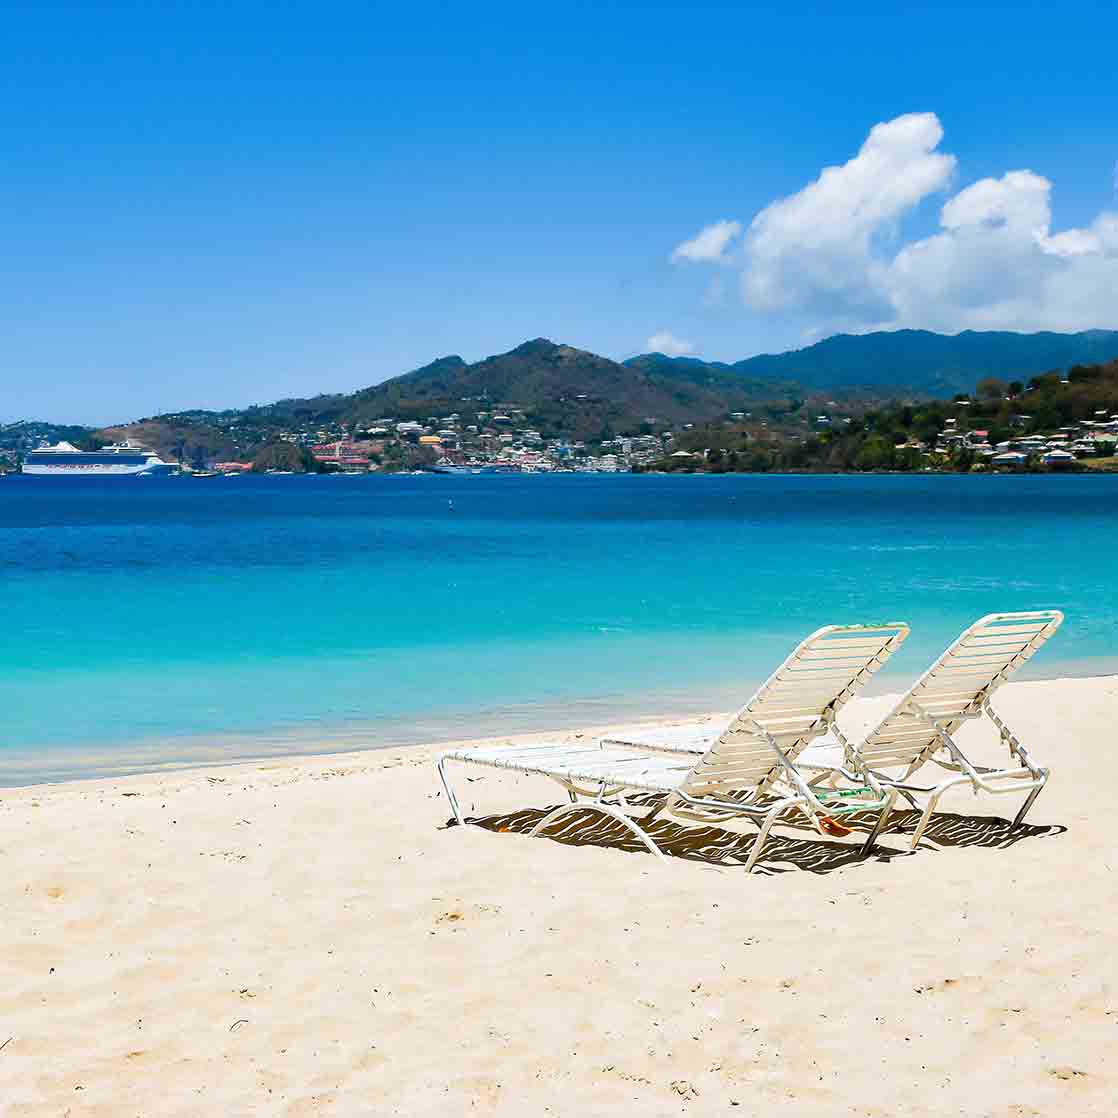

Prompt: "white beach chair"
[437,622,909,872]
[602,611,1064,853]
[842,610,1064,851]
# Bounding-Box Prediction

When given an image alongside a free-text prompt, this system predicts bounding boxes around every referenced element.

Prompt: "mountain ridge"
[628,328,1118,396]
[338,337,803,441]
[8,328,1118,469]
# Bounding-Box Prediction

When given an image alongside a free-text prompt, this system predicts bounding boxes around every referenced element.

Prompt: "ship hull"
[22,461,175,477]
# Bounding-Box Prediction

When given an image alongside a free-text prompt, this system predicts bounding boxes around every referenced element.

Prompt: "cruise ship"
[21,440,175,477]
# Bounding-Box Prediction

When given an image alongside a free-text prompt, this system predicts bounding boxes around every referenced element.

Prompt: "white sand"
[1,676,1115,1116]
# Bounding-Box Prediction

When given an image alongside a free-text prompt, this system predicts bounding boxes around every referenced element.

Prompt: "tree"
[854,435,894,471]
[952,447,975,473]
[1068,363,1103,383]
[1028,372,1062,392]
[251,440,320,473]
[895,445,924,471]
[740,449,772,472]
[977,377,1008,400]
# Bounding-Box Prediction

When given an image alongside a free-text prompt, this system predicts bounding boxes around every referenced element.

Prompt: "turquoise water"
[2,473,1115,783]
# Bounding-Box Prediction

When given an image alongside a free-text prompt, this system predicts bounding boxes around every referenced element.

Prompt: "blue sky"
[4,1,1117,423]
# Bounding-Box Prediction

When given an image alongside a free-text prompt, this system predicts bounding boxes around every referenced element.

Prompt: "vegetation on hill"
[631,328,1118,397]
[241,330,1118,444]
[653,360,1118,473]
[0,421,99,468]
[7,330,1118,472]
[96,420,237,469]
[340,340,813,441]
[94,340,852,463]
[249,440,322,473]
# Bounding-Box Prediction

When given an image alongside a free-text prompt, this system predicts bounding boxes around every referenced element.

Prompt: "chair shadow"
[866,807,1066,851]
[455,796,1066,876]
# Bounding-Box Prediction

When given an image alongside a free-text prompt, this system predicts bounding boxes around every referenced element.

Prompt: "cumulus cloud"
[678,112,1118,335]
[671,219,742,262]
[885,171,1118,331]
[742,112,955,320]
[645,330,696,356]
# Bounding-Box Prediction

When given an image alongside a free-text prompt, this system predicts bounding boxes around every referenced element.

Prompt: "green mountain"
[81,340,810,460]
[60,328,1118,465]
[340,339,803,440]
[661,358,1118,475]
[630,329,1118,396]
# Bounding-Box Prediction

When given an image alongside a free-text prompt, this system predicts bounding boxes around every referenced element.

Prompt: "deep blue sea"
[2,473,1115,784]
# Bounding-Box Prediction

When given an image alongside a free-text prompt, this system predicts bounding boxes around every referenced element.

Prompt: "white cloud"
[645,330,696,356]
[677,112,1118,335]
[742,112,955,320]
[886,171,1118,332]
[671,219,742,262]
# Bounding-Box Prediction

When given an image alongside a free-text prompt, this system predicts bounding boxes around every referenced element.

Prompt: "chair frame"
[437,717,901,872]
[812,610,1062,851]
[437,622,909,872]
[598,611,1063,855]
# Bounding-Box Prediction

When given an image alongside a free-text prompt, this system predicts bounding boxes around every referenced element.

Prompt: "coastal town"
[4,354,1118,476]
[5,401,1118,476]
[930,410,1118,469]
[232,401,1118,474]
[217,413,674,474]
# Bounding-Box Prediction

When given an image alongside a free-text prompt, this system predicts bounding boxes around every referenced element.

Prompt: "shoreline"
[7,467,1118,479]
[4,663,1117,789]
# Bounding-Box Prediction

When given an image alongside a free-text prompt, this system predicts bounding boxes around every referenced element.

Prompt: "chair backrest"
[681,622,909,799]
[858,610,1063,771]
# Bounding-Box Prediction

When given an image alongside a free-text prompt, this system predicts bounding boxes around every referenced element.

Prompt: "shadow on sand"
[453,796,1066,875]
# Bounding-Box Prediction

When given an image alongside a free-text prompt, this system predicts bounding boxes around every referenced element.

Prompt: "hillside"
[340,339,811,441]
[659,358,1118,474]
[630,329,1118,396]
[82,340,818,465]
[96,420,238,468]
[19,328,1111,470]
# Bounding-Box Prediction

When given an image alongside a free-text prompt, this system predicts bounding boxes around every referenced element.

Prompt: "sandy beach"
[1,675,1115,1116]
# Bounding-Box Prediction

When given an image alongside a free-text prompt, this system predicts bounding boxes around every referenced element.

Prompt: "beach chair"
[843,610,1064,852]
[602,611,1064,853]
[437,623,909,872]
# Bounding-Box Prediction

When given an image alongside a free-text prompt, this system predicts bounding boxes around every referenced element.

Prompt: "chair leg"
[909,794,940,848]
[909,782,954,848]
[861,789,899,855]
[911,772,982,848]
[744,800,795,873]
[529,801,667,862]
[1012,777,1047,828]
[896,787,920,811]
[437,757,465,825]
